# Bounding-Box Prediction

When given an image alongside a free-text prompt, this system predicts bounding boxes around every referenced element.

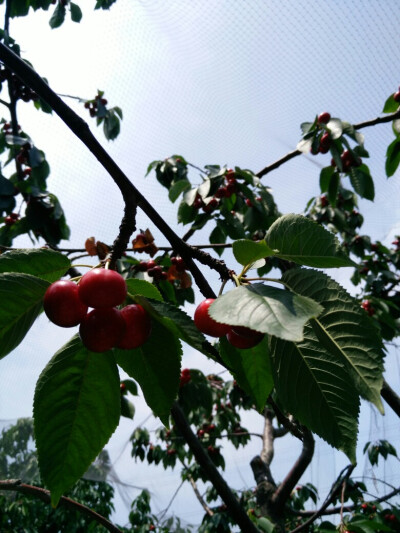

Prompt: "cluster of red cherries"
[43,268,151,352]
[84,93,108,118]
[194,298,264,349]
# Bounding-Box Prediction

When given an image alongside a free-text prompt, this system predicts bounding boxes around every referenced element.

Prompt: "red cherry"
[117,304,152,349]
[319,132,331,153]
[393,91,400,103]
[175,257,186,272]
[44,280,88,327]
[78,268,127,308]
[79,307,126,352]
[194,299,231,337]
[245,198,253,207]
[226,328,264,349]
[318,112,331,124]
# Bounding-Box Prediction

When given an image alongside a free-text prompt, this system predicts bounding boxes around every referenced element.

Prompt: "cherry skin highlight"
[44,280,88,327]
[194,299,231,337]
[78,268,127,308]
[117,304,152,349]
[79,307,126,352]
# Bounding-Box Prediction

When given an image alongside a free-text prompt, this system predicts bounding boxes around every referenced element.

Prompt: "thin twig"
[0,479,123,533]
[187,473,214,517]
[288,464,355,533]
[256,109,400,179]
[158,479,185,521]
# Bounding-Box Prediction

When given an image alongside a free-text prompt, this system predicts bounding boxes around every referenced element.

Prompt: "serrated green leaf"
[126,278,163,302]
[0,273,49,359]
[168,180,191,203]
[270,334,359,462]
[137,297,211,357]
[283,268,385,412]
[232,239,274,266]
[115,320,181,426]
[265,214,355,267]
[385,138,400,178]
[349,165,375,200]
[0,248,70,282]
[327,171,340,206]
[219,336,273,412]
[121,396,135,419]
[209,224,226,256]
[210,283,323,342]
[34,335,120,506]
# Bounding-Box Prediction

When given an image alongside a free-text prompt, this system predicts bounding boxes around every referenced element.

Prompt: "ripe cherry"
[44,280,88,327]
[78,268,127,308]
[318,111,331,124]
[79,307,126,352]
[226,328,264,349]
[117,304,152,349]
[393,91,400,103]
[245,198,253,207]
[194,299,231,337]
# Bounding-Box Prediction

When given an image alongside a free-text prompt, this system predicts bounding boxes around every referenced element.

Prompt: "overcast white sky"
[0,0,400,528]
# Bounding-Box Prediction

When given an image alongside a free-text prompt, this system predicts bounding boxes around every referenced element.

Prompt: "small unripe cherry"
[44,280,88,327]
[194,299,231,337]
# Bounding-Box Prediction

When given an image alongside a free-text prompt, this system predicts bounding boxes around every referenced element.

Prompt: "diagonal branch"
[381,379,400,418]
[170,402,260,533]
[0,42,219,299]
[0,479,123,533]
[256,109,400,179]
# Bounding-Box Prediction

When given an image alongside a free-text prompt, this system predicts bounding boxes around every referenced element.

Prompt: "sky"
[0,0,400,529]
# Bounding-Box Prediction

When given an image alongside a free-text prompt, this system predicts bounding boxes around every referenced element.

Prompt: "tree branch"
[288,464,355,533]
[256,109,400,179]
[187,474,214,517]
[0,479,123,533]
[272,427,315,512]
[381,379,400,418]
[0,42,218,299]
[170,402,260,533]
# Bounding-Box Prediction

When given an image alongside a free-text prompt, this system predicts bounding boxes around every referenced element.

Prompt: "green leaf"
[103,110,120,140]
[349,165,375,200]
[283,268,385,413]
[168,180,191,203]
[327,118,343,139]
[177,201,196,225]
[209,224,226,256]
[137,297,211,357]
[270,334,359,462]
[34,335,121,506]
[385,137,400,178]
[0,175,16,196]
[49,3,66,28]
[219,336,273,412]
[0,273,49,359]
[121,396,135,419]
[209,283,323,342]
[0,248,71,282]
[69,2,82,23]
[126,278,163,302]
[265,213,355,267]
[327,171,340,206]
[319,166,335,193]
[115,320,181,426]
[382,93,400,113]
[232,239,274,266]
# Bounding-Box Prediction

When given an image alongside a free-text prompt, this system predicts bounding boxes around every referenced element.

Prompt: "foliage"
[0,4,399,533]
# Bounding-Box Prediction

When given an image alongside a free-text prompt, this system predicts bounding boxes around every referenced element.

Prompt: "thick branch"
[170,402,260,533]
[272,428,314,512]
[381,379,400,418]
[0,479,123,533]
[0,42,217,299]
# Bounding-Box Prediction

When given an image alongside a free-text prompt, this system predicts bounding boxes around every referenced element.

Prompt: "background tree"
[0,2,399,532]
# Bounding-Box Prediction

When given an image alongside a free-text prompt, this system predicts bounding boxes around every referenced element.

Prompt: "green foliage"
[33,335,121,506]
